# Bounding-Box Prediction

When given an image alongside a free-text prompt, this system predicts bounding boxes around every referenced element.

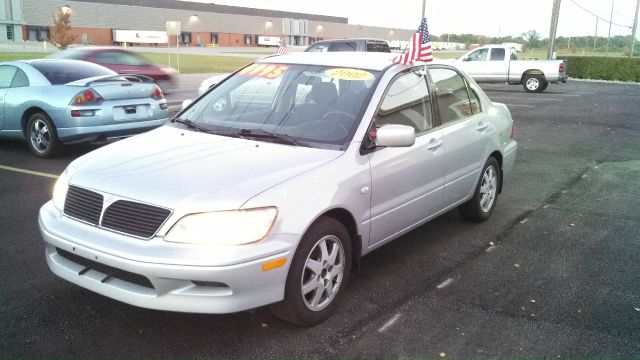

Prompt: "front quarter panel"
[242,147,372,253]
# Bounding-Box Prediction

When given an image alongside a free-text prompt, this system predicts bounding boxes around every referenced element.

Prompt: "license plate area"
[113,104,152,121]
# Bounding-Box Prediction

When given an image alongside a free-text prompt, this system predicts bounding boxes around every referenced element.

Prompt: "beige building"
[3,0,415,47]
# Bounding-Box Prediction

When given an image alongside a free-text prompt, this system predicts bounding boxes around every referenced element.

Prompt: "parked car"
[39,52,517,326]
[51,47,176,93]
[0,59,169,157]
[453,45,567,92]
[305,38,391,53]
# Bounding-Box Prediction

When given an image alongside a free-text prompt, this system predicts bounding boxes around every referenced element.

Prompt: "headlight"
[52,167,72,210]
[165,207,278,246]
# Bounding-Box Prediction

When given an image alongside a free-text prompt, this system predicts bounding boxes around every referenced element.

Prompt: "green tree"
[522,29,541,48]
[50,8,76,50]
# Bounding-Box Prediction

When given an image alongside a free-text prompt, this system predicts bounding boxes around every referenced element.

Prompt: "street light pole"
[632,0,640,57]
[548,0,562,60]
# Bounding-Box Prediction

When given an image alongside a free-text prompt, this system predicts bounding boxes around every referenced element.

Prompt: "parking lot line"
[504,104,535,108]
[0,164,58,179]
[490,96,562,102]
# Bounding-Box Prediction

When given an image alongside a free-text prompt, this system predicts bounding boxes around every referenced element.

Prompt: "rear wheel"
[540,81,549,91]
[271,217,352,326]
[523,74,544,93]
[26,112,60,158]
[459,157,501,222]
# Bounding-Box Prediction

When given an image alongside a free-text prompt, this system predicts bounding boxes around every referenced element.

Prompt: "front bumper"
[39,202,294,314]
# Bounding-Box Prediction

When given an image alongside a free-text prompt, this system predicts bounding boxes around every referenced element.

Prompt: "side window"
[11,68,29,87]
[467,48,489,61]
[0,65,17,89]
[490,48,505,61]
[510,48,518,60]
[328,42,357,52]
[376,70,432,134]
[366,41,390,52]
[430,68,480,124]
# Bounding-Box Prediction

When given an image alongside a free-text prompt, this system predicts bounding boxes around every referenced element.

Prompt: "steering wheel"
[320,110,356,134]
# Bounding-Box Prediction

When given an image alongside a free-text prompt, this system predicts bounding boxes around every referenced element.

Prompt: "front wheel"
[523,74,545,93]
[271,217,352,326]
[459,157,501,222]
[26,112,60,158]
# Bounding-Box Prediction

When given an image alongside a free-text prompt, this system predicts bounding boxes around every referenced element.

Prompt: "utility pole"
[632,0,640,57]
[606,0,615,56]
[594,18,598,51]
[548,0,562,60]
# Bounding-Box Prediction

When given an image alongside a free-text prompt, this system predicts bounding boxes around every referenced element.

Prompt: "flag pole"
[421,0,426,20]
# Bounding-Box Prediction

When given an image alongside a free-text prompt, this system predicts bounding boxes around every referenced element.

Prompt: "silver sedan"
[39,52,517,326]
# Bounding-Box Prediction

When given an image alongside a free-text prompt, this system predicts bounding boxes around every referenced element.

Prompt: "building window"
[27,26,49,41]
[180,32,192,44]
[244,34,252,45]
[6,25,14,41]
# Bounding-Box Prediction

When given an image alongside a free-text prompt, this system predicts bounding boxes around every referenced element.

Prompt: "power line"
[570,0,633,28]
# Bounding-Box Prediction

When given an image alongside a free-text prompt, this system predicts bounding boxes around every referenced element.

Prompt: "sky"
[185,0,638,39]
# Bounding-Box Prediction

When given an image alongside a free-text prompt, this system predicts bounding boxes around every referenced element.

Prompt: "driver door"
[0,65,19,131]
[459,48,489,82]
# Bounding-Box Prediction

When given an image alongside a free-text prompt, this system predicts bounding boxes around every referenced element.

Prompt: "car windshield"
[177,63,380,149]
[31,60,115,85]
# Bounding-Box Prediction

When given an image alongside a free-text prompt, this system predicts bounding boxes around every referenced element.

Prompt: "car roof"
[259,52,400,71]
[260,52,449,72]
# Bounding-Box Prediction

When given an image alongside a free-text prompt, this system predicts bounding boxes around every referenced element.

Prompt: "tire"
[26,112,61,158]
[540,81,549,91]
[459,157,501,222]
[522,74,544,93]
[271,216,352,326]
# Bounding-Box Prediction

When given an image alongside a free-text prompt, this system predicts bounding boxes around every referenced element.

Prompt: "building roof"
[74,0,349,24]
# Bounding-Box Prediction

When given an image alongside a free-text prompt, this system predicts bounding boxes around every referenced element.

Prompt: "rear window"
[30,60,115,85]
[366,41,391,52]
[328,42,357,51]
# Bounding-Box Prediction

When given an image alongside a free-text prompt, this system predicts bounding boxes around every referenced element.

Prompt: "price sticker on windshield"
[239,64,289,79]
[325,68,374,81]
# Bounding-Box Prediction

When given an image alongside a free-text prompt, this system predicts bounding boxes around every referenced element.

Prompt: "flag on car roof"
[392,18,433,64]
[277,40,288,55]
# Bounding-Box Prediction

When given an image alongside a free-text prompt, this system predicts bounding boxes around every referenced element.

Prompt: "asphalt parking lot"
[1,78,639,357]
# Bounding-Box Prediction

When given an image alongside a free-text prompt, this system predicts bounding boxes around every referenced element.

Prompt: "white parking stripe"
[491,96,561,102]
[378,313,402,333]
[504,104,535,108]
[0,164,58,179]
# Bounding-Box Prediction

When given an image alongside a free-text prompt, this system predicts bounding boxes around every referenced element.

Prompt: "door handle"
[476,122,489,131]
[426,139,443,151]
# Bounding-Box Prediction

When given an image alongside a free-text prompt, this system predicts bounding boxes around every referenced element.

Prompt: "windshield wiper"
[172,118,211,133]
[236,129,300,146]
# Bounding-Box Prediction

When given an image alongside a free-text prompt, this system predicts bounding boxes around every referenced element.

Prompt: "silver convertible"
[0,59,169,157]
[39,53,517,326]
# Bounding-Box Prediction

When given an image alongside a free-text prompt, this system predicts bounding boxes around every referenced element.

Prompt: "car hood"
[69,126,342,213]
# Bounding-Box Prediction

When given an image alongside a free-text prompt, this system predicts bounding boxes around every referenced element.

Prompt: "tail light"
[70,89,102,105]
[559,62,564,74]
[151,85,163,100]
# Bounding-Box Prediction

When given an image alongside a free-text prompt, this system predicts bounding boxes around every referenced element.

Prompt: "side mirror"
[181,99,193,110]
[375,124,415,147]
[462,56,470,62]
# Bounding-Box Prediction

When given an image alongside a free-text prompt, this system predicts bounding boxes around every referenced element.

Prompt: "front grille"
[56,247,154,289]
[101,200,171,238]
[64,186,103,225]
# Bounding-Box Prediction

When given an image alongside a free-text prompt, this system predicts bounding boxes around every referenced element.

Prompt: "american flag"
[277,40,288,55]
[392,18,433,64]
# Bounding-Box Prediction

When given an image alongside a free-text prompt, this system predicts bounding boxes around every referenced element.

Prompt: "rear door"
[486,47,508,82]
[368,68,445,248]
[429,66,491,206]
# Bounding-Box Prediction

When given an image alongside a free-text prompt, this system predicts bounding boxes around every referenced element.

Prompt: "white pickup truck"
[453,45,567,93]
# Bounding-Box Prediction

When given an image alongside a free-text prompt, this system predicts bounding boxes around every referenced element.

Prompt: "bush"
[559,56,640,82]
